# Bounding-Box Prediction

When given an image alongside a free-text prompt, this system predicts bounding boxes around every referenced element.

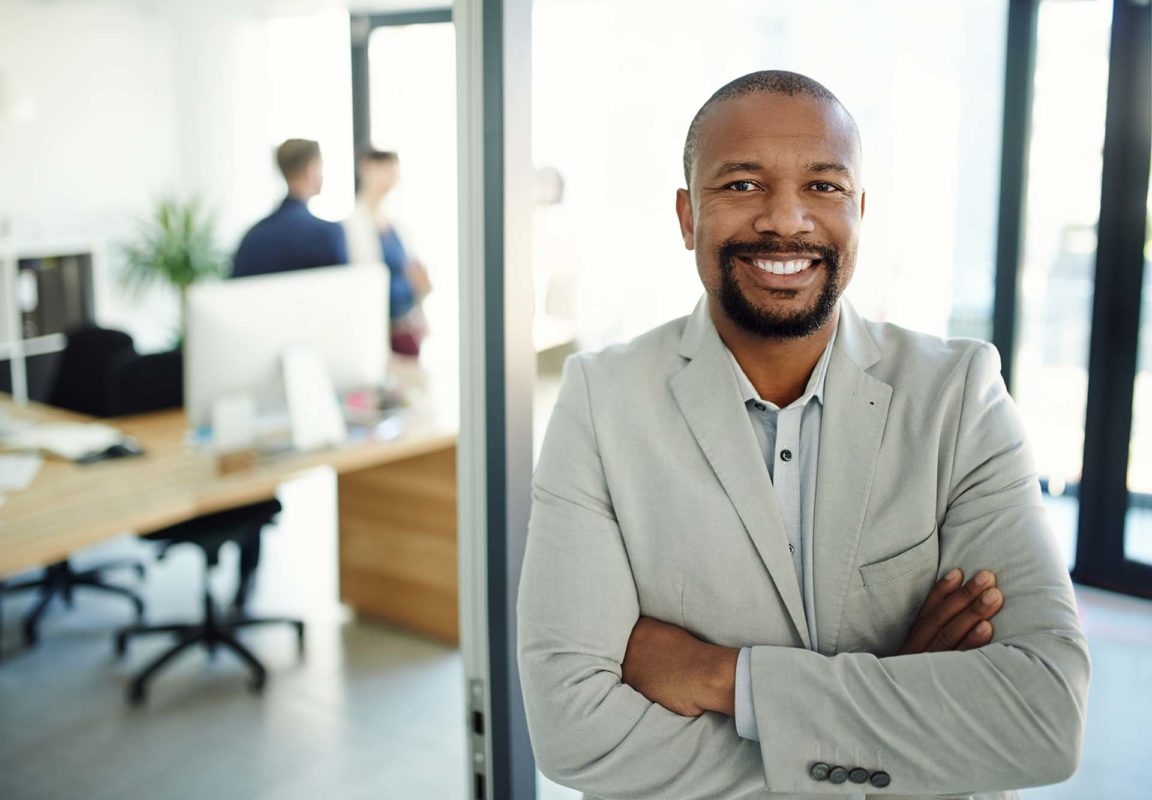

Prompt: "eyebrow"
[709,160,855,180]
[806,161,853,178]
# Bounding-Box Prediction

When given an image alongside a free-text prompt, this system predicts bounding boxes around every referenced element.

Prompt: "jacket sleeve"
[745,342,1091,795]
[517,355,768,799]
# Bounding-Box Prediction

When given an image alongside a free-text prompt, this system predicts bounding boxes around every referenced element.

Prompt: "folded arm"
[518,356,768,799]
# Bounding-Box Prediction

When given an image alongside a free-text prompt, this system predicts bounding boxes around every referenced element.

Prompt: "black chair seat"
[143,500,282,568]
[116,498,304,704]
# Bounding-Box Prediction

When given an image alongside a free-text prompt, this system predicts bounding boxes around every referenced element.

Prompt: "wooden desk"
[0,370,460,643]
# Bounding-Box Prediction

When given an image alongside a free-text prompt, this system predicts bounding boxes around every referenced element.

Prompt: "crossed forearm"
[621,568,1003,717]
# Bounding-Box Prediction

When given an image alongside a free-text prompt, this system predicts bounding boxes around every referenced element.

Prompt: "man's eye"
[725,180,758,192]
[810,182,842,193]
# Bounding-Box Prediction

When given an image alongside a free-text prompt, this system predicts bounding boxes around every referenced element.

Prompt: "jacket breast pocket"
[836,527,939,655]
[859,526,939,588]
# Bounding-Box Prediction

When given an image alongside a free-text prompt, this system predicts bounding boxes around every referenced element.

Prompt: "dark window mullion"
[1074,0,1152,597]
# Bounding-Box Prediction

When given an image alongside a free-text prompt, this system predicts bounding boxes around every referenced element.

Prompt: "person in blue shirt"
[232,139,348,278]
[344,149,431,356]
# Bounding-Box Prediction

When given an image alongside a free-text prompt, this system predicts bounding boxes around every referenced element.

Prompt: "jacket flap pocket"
[859,527,938,588]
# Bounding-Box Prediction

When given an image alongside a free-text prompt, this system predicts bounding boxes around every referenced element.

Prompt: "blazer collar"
[671,296,891,653]
[671,297,810,647]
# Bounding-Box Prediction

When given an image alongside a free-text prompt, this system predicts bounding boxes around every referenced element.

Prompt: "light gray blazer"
[517,299,1090,800]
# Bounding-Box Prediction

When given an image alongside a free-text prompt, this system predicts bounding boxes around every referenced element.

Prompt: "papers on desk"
[2,422,125,461]
[0,454,41,491]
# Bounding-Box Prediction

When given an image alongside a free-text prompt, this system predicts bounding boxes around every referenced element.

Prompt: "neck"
[710,299,838,407]
[286,183,314,202]
[360,189,387,209]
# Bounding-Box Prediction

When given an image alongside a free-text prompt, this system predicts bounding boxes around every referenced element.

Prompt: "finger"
[956,620,994,651]
[925,588,1003,652]
[927,570,997,629]
[918,568,964,619]
[900,571,961,654]
[902,570,991,654]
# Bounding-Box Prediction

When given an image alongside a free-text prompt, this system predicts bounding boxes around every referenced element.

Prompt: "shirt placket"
[774,404,804,586]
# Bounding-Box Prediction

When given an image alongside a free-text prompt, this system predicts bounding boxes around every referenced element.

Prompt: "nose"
[752,190,815,238]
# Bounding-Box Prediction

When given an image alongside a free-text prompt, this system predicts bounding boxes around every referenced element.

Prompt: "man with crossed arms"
[517,71,1089,799]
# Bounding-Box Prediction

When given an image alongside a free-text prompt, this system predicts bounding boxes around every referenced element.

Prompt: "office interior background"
[0,0,1149,798]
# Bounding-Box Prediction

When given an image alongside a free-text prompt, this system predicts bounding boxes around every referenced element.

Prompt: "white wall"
[0,0,185,348]
[0,0,370,351]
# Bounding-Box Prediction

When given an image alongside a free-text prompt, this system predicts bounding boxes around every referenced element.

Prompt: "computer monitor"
[185,264,389,430]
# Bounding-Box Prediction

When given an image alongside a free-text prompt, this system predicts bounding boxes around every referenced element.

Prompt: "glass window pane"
[1013,0,1112,569]
[532,0,1008,357]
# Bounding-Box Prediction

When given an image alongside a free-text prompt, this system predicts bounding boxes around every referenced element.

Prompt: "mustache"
[718,238,839,265]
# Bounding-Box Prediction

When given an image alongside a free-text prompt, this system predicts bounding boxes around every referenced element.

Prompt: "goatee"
[716,238,842,339]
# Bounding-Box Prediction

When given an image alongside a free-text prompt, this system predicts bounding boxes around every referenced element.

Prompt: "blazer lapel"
[812,302,892,654]
[670,301,811,649]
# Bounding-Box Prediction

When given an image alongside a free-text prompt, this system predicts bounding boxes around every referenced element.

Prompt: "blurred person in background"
[233,138,348,278]
[345,148,431,357]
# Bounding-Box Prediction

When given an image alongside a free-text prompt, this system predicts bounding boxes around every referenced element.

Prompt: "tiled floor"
[1,469,1149,799]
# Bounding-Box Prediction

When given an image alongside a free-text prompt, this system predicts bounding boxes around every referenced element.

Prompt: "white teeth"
[752,258,813,275]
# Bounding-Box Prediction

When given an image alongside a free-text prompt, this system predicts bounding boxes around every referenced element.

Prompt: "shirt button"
[788,544,794,554]
[780,449,793,462]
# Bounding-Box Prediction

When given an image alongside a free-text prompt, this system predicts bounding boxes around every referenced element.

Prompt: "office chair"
[113,499,305,704]
[1,326,146,647]
[108,348,184,416]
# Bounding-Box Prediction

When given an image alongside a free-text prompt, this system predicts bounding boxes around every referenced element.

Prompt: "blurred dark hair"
[354,148,399,192]
[275,139,322,180]
[356,147,399,166]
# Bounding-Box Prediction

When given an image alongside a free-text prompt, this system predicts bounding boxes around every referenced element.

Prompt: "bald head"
[682,70,860,190]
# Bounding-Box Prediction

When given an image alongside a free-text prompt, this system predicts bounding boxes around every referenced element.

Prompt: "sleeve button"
[828,766,848,784]
[870,771,891,788]
[808,762,831,781]
[849,767,869,783]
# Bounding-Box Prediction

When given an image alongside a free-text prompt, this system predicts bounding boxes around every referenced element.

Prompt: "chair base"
[2,560,145,650]
[115,587,304,705]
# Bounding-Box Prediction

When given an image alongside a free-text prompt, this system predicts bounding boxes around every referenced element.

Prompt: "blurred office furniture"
[0,357,459,651]
[114,498,305,704]
[48,326,135,416]
[1,326,147,649]
[0,248,97,404]
[184,263,387,430]
[185,264,460,641]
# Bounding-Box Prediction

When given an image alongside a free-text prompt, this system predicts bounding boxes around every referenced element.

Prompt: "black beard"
[715,238,842,339]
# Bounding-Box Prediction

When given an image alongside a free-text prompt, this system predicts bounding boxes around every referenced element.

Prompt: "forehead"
[694,93,861,178]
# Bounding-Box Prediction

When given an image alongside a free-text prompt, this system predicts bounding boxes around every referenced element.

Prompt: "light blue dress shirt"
[727,323,838,742]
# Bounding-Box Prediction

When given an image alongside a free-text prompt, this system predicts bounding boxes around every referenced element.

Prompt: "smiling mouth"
[737,255,822,276]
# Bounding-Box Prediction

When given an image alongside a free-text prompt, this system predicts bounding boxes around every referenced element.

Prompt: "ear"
[860,190,866,220]
[675,188,695,250]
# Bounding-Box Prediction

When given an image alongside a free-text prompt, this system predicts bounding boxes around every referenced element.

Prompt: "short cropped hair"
[356,147,399,166]
[276,139,322,180]
[682,70,852,188]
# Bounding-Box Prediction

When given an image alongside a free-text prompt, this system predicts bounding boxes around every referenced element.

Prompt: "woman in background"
[345,149,432,356]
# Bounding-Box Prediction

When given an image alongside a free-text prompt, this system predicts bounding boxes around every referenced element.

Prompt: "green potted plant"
[120,197,227,343]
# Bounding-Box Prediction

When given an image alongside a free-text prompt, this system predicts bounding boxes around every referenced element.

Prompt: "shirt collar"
[725,320,839,411]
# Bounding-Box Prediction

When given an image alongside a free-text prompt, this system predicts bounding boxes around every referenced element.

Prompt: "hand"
[405,260,432,298]
[621,617,739,717]
[899,569,1004,654]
